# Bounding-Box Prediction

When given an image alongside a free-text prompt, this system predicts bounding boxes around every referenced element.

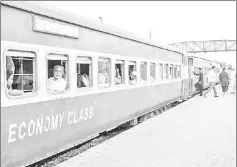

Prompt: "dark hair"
[212,66,216,69]
[198,67,202,70]
[223,68,226,71]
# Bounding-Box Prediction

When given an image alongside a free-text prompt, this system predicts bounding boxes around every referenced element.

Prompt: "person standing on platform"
[203,66,218,98]
[193,67,204,96]
[219,68,229,95]
[228,68,236,94]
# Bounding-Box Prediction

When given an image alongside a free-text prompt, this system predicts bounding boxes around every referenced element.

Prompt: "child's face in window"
[53,67,64,79]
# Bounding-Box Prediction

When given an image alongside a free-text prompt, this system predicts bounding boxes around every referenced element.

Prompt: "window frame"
[4,48,38,99]
[114,59,125,85]
[150,62,156,82]
[46,52,69,94]
[98,57,111,88]
[140,61,147,83]
[174,65,178,79]
[164,64,169,80]
[169,64,174,79]
[76,56,93,89]
[178,65,182,78]
[159,63,164,81]
[128,61,137,85]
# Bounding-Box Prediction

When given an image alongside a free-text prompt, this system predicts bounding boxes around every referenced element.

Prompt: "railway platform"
[56,85,236,167]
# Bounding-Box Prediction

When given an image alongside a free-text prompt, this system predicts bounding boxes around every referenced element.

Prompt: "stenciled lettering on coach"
[7,107,94,143]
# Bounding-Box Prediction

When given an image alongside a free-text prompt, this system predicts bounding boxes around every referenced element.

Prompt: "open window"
[98,58,110,86]
[174,65,177,79]
[76,57,92,88]
[128,61,137,85]
[164,64,169,79]
[150,63,156,82]
[169,64,173,79]
[115,60,124,85]
[159,63,163,81]
[178,65,181,78]
[5,50,36,97]
[140,62,147,83]
[47,53,68,94]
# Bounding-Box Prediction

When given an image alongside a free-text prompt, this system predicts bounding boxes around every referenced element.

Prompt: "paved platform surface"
[57,85,236,167]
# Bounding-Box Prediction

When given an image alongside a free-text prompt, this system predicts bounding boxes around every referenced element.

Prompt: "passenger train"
[1,2,228,167]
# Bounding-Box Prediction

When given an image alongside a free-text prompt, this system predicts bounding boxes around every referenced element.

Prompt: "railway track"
[28,93,197,167]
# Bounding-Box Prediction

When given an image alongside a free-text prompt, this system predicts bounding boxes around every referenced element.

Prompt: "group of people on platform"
[193,66,236,98]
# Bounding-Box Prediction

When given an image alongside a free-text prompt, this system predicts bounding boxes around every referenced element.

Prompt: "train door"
[188,57,194,97]
[181,54,189,100]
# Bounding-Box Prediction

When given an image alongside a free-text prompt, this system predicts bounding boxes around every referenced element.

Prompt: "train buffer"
[56,85,236,167]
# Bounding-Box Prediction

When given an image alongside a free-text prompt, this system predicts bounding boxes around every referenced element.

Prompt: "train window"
[115,60,124,85]
[140,62,147,83]
[5,50,36,96]
[150,63,156,82]
[76,57,92,88]
[169,64,173,79]
[164,64,169,79]
[159,63,163,80]
[47,53,68,94]
[128,61,137,85]
[178,65,181,78]
[174,65,177,79]
[98,58,110,86]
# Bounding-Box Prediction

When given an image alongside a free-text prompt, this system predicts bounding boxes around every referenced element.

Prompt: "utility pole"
[149,29,152,40]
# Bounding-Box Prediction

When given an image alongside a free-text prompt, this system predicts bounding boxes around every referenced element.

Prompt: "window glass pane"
[6,51,35,96]
[150,63,156,82]
[115,60,124,84]
[159,63,163,80]
[98,58,110,85]
[47,54,68,93]
[140,62,147,82]
[77,57,92,88]
[23,59,33,74]
[169,64,173,79]
[165,64,168,79]
[178,65,181,78]
[129,61,137,85]
[174,65,177,78]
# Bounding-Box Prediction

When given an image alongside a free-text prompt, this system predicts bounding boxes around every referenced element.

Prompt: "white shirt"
[207,69,217,82]
[48,77,67,92]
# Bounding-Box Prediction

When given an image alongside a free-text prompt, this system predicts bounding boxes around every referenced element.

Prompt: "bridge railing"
[169,40,236,53]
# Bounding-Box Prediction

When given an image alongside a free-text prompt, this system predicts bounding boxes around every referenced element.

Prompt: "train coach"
[1,1,222,167]
[187,55,222,95]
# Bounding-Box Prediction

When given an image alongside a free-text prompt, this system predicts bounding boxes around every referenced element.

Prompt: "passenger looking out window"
[47,54,68,93]
[129,62,137,85]
[129,71,137,85]
[5,50,35,96]
[114,60,124,84]
[98,58,110,86]
[115,68,122,84]
[48,65,67,93]
[77,57,92,88]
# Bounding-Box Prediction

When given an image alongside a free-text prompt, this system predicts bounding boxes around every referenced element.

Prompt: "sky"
[39,1,236,67]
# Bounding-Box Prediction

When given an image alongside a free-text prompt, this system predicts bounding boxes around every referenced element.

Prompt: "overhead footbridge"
[169,40,236,53]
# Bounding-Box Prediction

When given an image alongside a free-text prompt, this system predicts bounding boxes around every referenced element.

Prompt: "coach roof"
[1,1,185,55]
